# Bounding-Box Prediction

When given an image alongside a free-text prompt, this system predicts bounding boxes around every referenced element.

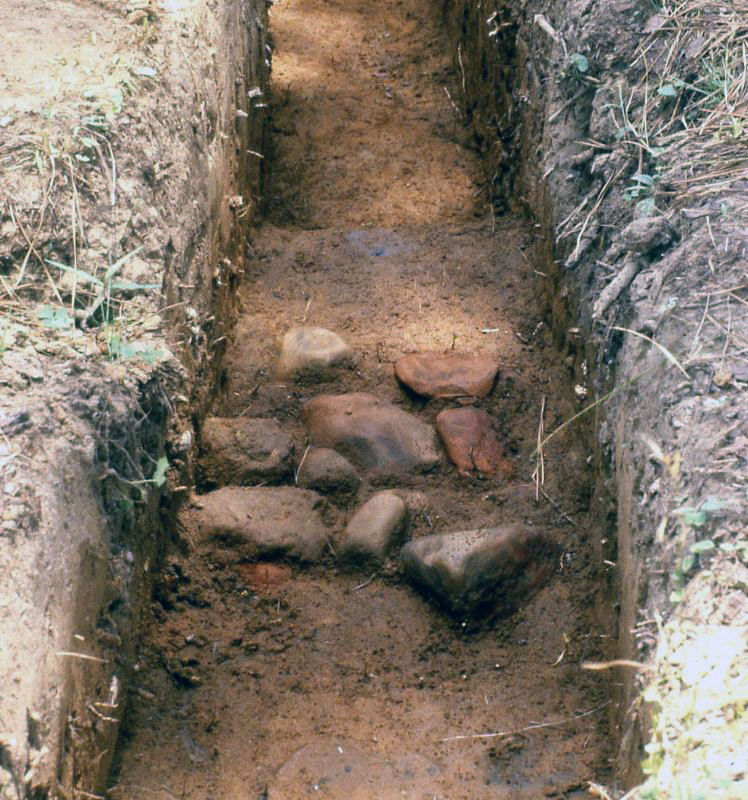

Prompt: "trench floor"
[111,0,614,797]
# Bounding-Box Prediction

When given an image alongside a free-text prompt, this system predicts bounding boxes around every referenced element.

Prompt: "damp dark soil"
[110,0,615,796]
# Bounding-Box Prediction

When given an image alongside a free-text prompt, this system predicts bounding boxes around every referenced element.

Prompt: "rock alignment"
[277,326,353,379]
[188,486,330,562]
[436,407,514,478]
[197,416,293,487]
[401,524,557,617]
[341,491,408,565]
[395,351,498,398]
[303,392,440,476]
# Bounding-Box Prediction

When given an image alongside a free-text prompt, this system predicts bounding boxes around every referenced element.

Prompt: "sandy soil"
[109,0,615,797]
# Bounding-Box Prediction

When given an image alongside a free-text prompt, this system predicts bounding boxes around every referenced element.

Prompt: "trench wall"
[0,3,269,798]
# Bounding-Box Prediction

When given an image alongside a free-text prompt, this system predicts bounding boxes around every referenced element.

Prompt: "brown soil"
[109,0,614,797]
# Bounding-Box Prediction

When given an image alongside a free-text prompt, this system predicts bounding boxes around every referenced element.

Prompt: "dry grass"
[633,0,748,205]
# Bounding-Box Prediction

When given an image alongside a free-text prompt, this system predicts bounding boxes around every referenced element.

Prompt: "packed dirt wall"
[0,2,269,797]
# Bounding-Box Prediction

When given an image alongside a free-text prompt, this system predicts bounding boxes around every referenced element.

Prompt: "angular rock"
[267,738,440,800]
[401,524,557,617]
[197,416,293,487]
[296,447,361,495]
[395,351,498,398]
[436,407,514,479]
[303,392,439,476]
[341,491,408,564]
[189,487,330,562]
[622,215,674,254]
[277,326,353,379]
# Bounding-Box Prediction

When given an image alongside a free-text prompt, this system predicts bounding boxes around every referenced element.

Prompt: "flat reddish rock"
[303,392,439,476]
[394,351,498,398]
[436,407,514,479]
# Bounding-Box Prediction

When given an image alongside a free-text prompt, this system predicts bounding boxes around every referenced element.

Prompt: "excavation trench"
[110,0,618,796]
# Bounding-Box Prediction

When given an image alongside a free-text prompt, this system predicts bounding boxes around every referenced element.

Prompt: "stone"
[277,326,353,378]
[303,392,439,476]
[436,407,514,478]
[197,416,293,488]
[341,491,408,564]
[395,351,498,398]
[402,525,557,617]
[621,215,675,254]
[266,738,441,800]
[296,447,361,495]
[189,487,330,562]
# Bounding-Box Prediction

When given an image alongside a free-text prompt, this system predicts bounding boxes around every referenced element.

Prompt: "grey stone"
[277,326,353,379]
[303,392,439,476]
[197,416,293,487]
[189,486,330,562]
[296,447,360,494]
[341,491,408,564]
[622,216,674,254]
[401,524,558,617]
[266,738,441,800]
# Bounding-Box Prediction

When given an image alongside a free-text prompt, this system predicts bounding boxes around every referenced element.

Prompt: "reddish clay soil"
[109,0,615,797]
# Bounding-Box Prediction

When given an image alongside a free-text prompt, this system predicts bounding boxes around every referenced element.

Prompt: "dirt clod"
[198,416,294,488]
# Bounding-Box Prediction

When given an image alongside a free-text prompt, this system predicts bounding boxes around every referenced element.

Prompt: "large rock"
[189,487,330,562]
[303,392,439,476]
[197,416,293,487]
[267,738,440,800]
[277,326,353,379]
[436,407,514,479]
[296,447,361,495]
[341,491,408,565]
[395,351,498,398]
[401,525,557,617]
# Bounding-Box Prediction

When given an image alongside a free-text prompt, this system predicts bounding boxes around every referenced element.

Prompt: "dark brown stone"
[394,351,498,398]
[401,524,557,617]
[436,407,514,478]
[303,392,439,476]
